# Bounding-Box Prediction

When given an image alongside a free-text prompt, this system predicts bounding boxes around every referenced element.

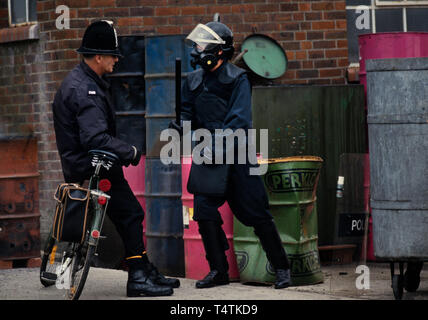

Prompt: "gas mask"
[186,24,227,71]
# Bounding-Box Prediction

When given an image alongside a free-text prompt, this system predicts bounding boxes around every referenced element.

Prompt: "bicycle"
[39,150,119,300]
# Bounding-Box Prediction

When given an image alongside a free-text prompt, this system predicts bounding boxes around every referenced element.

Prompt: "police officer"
[170,22,292,289]
[52,20,179,297]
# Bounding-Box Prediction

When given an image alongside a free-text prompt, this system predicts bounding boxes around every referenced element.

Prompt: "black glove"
[168,120,183,136]
[131,146,142,166]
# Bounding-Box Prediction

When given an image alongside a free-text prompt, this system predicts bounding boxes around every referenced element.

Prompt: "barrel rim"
[258,156,323,164]
[358,32,428,39]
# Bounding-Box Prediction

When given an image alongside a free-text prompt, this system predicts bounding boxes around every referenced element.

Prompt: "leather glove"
[168,120,183,136]
[131,146,142,166]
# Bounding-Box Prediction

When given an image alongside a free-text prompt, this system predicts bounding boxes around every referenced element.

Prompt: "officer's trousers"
[104,173,145,258]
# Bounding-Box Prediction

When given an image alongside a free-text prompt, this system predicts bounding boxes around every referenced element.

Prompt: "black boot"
[195,220,230,289]
[254,220,292,289]
[126,257,174,297]
[146,262,181,288]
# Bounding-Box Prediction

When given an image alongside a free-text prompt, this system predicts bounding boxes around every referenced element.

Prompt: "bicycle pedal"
[41,271,57,281]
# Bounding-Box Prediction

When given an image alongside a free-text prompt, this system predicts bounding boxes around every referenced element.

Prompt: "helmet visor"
[185,24,226,52]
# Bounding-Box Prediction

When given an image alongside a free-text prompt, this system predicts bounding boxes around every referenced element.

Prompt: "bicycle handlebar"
[88,150,119,172]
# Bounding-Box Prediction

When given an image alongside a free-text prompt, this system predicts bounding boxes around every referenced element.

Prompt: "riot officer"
[170,22,292,289]
[52,20,179,297]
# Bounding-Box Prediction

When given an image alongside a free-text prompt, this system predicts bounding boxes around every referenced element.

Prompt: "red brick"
[337,40,348,48]
[90,0,115,7]
[305,12,322,21]
[117,17,143,26]
[0,261,12,269]
[62,0,89,7]
[302,61,314,69]
[155,7,180,16]
[335,2,346,10]
[307,31,324,40]
[312,21,335,30]
[143,17,168,26]
[105,8,130,17]
[244,13,268,23]
[181,6,205,15]
[315,59,337,68]
[313,40,336,49]
[324,11,347,20]
[269,13,293,22]
[295,50,307,60]
[280,3,299,12]
[311,2,335,11]
[27,258,42,268]
[335,20,347,30]
[157,26,181,34]
[207,6,232,14]
[325,49,348,58]
[308,50,325,59]
[320,68,343,78]
[231,4,255,14]
[301,41,312,50]
[256,4,279,12]
[325,31,347,39]
[129,7,154,16]
[295,32,306,41]
[299,3,311,11]
[297,69,319,78]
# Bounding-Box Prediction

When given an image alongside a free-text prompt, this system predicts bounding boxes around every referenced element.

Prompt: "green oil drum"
[233,156,324,286]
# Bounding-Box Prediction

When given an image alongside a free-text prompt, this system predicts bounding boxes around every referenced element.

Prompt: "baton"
[175,58,181,124]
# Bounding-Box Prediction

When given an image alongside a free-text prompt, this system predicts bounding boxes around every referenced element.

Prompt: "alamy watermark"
[160,121,269,176]
[56,5,70,30]
[355,265,370,290]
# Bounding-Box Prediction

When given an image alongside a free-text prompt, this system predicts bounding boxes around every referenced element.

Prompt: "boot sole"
[127,288,173,297]
[275,282,292,289]
[195,281,230,289]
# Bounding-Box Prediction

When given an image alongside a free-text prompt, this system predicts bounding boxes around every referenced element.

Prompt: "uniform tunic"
[52,61,144,257]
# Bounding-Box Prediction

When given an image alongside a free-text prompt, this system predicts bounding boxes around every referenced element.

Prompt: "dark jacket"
[181,61,251,132]
[181,61,252,161]
[52,61,135,183]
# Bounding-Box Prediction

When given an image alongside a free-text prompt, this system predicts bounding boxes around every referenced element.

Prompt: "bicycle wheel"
[40,231,61,287]
[66,238,96,300]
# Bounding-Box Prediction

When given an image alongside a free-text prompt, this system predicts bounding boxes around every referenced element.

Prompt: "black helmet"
[205,21,234,59]
[77,20,123,57]
[186,21,235,70]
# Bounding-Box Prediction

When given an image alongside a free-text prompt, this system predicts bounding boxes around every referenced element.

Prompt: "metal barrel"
[366,57,428,260]
[0,137,41,261]
[144,35,192,276]
[233,156,324,286]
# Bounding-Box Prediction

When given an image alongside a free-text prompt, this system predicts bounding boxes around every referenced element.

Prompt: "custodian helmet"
[77,20,123,57]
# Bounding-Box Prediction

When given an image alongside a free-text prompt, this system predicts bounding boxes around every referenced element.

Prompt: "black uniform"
[181,61,273,227]
[52,61,144,258]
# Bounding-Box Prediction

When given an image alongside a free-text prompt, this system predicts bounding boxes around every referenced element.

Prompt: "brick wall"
[0,0,349,241]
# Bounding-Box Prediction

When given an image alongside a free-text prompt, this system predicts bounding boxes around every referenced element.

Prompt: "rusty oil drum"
[0,137,41,260]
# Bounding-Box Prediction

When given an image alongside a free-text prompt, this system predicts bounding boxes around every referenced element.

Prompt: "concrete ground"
[0,262,427,300]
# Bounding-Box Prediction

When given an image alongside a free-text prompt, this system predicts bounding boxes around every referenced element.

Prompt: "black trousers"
[193,164,273,227]
[102,169,145,258]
